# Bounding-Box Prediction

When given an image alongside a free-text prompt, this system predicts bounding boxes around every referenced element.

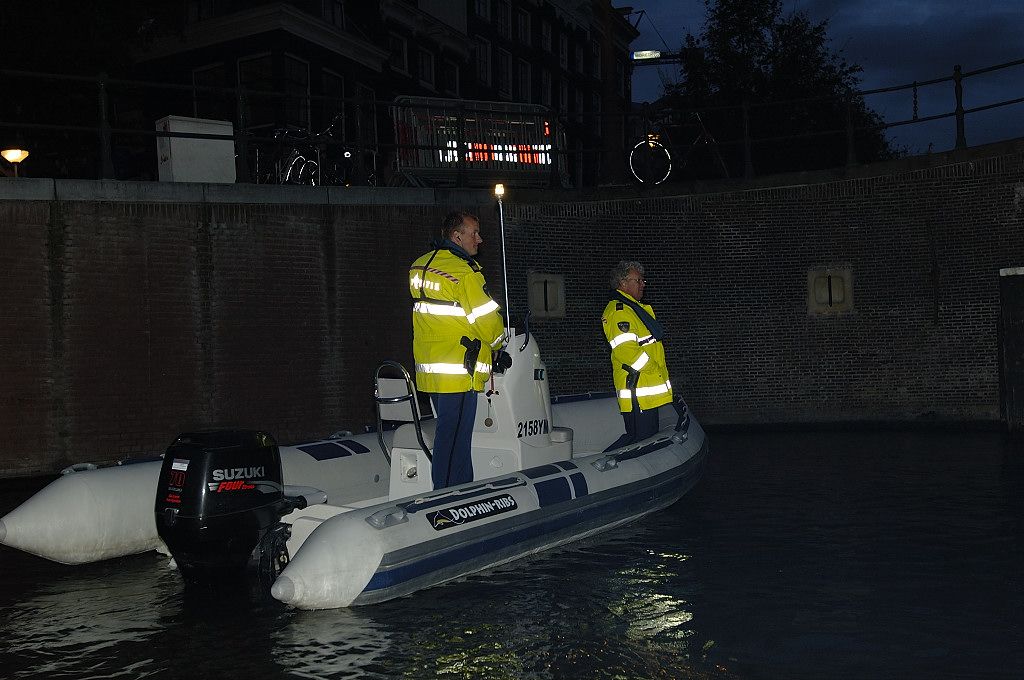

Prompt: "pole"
[97,72,114,179]
[953,64,966,150]
[496,194,512,346]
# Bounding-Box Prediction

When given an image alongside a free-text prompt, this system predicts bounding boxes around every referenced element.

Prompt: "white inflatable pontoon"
[0,331,708,609]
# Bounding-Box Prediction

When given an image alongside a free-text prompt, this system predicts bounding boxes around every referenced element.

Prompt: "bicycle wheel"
[628,139,673,185]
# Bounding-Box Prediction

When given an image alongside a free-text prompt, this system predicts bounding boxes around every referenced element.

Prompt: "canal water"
[0,428,1021,679]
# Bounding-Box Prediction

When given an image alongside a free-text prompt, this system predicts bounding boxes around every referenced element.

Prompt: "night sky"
[630,0,1024,154]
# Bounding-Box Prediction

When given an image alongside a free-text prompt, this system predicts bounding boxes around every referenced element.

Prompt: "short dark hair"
[441,211,479,239]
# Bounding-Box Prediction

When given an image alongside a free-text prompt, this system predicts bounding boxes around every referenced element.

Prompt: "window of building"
[323,0,344,28]
[474,0,490,21]
[516,9,530,44]
[321,69,344,136]
[285,54,310,128]
[418,49,435,88]
[808,268,854,314]
[574,89,583,123]
[497,49,512,97]
[591,92,601,135]
[527,272,566,319]
[442,59,460,96]
[541,21,552,52]
[475,38,491,85]
[559,34,568,70]
[591,40,601,79]
[575,44,584,73]
[192,63,226,120]
[496,1,511,38]
[616,59,625,96]
[186,0,217,23]
[237,53,274,128]
[559,81,568,115]
[541,69,552,106]
[515,59,531,103]
[388,34,408,74]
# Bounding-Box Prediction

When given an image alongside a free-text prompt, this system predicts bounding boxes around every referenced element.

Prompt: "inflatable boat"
[0,330,708,609]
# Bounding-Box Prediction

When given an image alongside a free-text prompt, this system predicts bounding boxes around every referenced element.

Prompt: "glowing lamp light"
[1,148,29,178]
[494,183,505,198]
[2,149,29,164]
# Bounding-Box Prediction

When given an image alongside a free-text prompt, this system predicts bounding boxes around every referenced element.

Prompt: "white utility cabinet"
[155,115,236,183]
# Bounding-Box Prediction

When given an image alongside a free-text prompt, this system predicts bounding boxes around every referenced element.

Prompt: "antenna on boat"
[495,182,512,347]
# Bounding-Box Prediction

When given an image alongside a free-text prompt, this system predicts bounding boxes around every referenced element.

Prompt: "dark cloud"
[631,0,1024,151]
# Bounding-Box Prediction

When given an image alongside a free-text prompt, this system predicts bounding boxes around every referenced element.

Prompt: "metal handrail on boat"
[373,361,433,466]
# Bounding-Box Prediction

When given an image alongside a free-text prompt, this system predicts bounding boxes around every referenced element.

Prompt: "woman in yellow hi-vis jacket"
[601,260,673,451]
[410,211,506,488]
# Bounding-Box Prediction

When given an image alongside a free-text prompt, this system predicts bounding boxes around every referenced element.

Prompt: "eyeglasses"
[622,277,646,284]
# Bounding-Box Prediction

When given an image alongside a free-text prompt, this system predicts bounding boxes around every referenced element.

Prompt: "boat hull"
[357,437,708,606]
[272,417,708,609]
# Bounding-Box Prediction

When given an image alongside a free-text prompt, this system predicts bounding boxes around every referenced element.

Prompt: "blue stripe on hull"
[354,439,709,604]
[535,477,572,506]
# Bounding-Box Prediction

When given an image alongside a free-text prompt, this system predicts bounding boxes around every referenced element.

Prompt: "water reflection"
[0,557,174,679]
[272,609,393,680]
[2,429,1020,678]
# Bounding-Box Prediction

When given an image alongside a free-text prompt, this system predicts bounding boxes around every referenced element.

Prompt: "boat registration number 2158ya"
[517,419,549,438]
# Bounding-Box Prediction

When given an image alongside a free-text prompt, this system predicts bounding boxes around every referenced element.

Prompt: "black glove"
[493,350,513,373]
[621,363,640,389]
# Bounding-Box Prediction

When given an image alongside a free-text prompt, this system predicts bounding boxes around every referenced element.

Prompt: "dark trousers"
[604,395,659,452]
[430,391,478,489]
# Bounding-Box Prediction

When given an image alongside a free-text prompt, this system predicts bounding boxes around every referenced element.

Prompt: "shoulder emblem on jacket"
[618,321,630,332]
[615,302,624,310]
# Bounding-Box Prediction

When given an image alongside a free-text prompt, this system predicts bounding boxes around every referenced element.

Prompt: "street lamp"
[495,183,511,344]
[1,148,29,177]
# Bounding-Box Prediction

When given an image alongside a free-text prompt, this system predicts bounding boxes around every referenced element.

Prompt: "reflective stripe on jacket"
[601,292,673,412]
[410,248,505,393]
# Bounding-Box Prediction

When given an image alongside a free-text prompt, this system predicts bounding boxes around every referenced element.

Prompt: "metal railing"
[1,57,1022,186]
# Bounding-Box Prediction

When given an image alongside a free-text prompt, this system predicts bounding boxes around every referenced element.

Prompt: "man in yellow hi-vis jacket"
[601,260,673,451]
[410,211,506,488]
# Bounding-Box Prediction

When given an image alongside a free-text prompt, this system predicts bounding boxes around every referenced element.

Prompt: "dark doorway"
[1000,268,1024,434]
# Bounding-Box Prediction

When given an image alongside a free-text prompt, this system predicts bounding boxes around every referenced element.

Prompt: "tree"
[660,0,895,178]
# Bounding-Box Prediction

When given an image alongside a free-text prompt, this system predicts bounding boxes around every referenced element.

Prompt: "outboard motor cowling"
[155,430,293,591]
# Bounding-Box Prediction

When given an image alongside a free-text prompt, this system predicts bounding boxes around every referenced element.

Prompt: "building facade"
[135,0,638,186]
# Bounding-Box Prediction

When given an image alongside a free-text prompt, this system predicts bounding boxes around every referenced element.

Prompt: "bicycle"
[628,111,730,185]
[251,114,378,186]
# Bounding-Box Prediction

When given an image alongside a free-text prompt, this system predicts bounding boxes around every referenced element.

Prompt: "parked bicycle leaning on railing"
[250,113,377,186]
[628,111,730,185]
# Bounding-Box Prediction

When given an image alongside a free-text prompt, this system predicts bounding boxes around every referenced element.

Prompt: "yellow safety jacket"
[602,291,673,412]
[410,244,505,393]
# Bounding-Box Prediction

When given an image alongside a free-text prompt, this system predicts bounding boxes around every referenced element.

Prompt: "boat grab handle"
[593,435,676,472]
[366,477,527,529]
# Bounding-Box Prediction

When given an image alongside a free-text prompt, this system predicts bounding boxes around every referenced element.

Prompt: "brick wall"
[508,149,1024,425]
[0,141,1022,476]
[0,195,492,476]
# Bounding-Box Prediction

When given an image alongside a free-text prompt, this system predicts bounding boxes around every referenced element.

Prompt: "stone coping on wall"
[1,134,1022,208]
[516,135,1024,205]
[0,178,492,206]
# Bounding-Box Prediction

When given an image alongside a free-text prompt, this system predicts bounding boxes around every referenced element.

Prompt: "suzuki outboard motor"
[155,430,294,594]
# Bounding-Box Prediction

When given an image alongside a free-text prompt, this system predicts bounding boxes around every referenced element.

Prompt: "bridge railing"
[1,57,1022,186]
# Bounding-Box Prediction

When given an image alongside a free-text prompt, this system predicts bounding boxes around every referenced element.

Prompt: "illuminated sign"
[439,141,553,165]
[632,50,662,60]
